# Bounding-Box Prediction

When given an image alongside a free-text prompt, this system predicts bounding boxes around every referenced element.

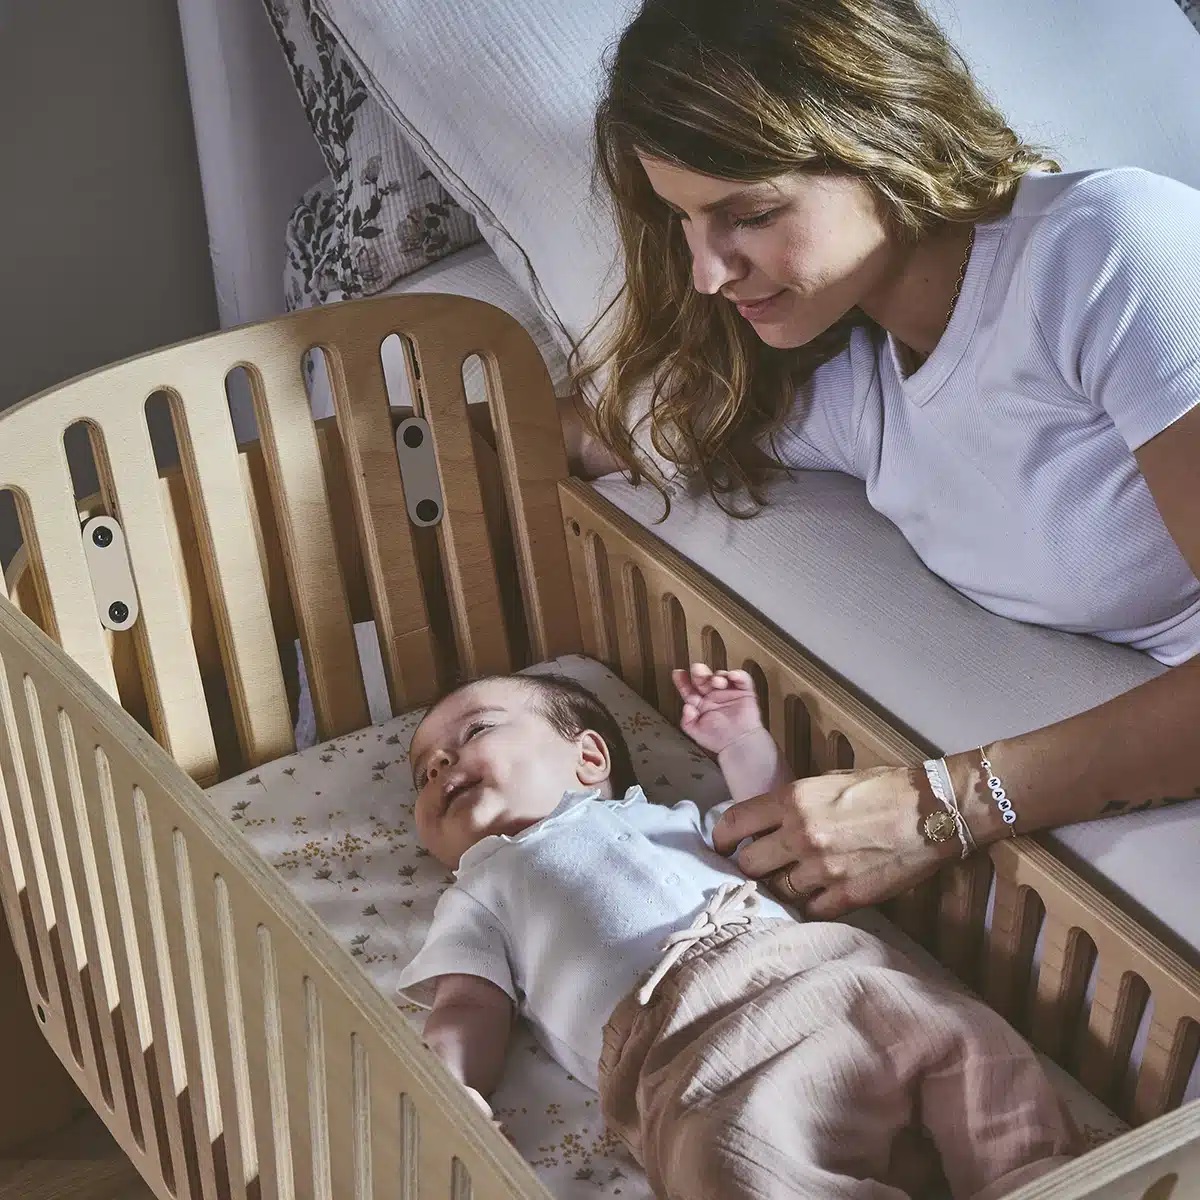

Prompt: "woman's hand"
[711,765,958,919]
[672,664,764,756]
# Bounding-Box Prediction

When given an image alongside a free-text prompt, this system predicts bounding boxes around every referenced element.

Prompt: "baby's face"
[409,679,610,869]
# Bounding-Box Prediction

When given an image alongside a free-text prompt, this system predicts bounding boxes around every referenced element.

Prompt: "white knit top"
[776,168,1200,666]
[396,787,791,1090]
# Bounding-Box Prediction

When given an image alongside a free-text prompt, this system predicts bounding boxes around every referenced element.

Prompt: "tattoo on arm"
[1100,787,1199,816]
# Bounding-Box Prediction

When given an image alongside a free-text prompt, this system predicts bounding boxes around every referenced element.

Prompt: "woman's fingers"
[711,791,784,854]
[732,829,794,878]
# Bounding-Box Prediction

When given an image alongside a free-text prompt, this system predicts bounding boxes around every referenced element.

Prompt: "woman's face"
[638,154,898,349]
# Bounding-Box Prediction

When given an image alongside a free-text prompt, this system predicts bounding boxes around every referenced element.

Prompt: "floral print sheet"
[208,655,1127,1196]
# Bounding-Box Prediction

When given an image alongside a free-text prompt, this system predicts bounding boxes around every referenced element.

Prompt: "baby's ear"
[576,730,611,788]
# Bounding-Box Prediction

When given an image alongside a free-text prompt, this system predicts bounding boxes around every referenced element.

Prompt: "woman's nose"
[690,228,744,296]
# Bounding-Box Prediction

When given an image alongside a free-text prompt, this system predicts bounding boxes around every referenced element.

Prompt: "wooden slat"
[616,559,653,703]
[1080,963,1149,1103]
[303,978,334,1200]
[408,324,511,680]
[234,918,288,1200]
[983,873,1042,1026]
[645,592,679,721]
[251,356,369,741]
[90,406,218,782]
[763,671,789,755]
[936,855,993,986]
[886,878,939,949]
[172,378,295,768]
[310,990,367,1200]
[46,708,127,1126]
[472,310,580,663]
[157,825,227,1200]
[324,339,440,712]
[208,873,262,1200]
[0,706,38,997]
[100,769,194,1199]
[1030,917,1096,1064]
[86,745,165,1184]
[784,694,813,778]
[0,651,64,1024]
[563,525,606,664]
[1134,1010,1199,1126]
[16,471,120,701]
[7,670,95,1081]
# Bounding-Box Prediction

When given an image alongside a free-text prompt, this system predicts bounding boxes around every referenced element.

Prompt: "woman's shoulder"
[1002,167,1200,331]
[1011,166,1200,264]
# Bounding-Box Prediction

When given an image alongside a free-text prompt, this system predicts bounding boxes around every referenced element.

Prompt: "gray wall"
[0,0,217,559]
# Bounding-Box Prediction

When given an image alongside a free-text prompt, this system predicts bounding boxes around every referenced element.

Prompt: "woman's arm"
[713,409,1200,917]
[948,405,1200,840]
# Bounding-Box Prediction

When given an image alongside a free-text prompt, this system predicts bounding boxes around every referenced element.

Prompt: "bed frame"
[0,296,1197,1199]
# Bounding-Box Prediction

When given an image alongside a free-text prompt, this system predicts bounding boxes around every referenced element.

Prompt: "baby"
[399,666,1076,1199]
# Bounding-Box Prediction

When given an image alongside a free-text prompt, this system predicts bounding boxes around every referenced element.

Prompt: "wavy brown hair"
[575,0,1058,512]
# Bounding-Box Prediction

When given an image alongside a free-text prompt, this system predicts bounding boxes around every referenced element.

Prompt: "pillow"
[262,0,481,300]
[283,175,341,311]
[307,0,632,350]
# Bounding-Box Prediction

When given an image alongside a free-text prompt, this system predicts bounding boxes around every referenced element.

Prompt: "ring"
[775,869,802,902]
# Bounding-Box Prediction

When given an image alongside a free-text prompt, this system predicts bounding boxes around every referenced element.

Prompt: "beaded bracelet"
[978,748,1018,834]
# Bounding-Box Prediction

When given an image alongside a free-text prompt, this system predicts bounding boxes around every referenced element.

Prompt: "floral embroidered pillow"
[264,0,481,302]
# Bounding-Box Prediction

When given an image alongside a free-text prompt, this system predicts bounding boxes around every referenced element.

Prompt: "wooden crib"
[0,295,1196,1200]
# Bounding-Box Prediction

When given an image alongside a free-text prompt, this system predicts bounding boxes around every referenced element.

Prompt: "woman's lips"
[734,290,786,320]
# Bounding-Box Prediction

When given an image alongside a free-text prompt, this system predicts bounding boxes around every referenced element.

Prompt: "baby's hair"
[428,673,639,798]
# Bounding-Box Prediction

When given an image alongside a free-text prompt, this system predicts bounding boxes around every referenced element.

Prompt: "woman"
[558,0,1200,919]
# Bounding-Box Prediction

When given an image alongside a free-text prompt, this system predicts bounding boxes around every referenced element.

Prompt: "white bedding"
[210,654,1131,1197]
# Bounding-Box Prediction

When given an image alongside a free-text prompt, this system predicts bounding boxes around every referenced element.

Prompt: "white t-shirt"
[775,168,1200,666]
[396,787,791,1090]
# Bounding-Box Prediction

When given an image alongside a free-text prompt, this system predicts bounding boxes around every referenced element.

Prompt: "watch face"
[923,810,957,843]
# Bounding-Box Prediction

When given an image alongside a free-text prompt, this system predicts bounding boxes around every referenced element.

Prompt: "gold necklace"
[946,224,976,327]
[901,225,976,375]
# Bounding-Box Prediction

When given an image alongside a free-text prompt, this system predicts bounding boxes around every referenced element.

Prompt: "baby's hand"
[672,664,764,756]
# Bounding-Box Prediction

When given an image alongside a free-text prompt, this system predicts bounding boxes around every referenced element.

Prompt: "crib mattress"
[208,655,1129,1197]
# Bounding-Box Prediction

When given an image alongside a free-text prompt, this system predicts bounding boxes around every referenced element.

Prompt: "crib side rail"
[0,594,548,1200]
[1006,1099,1200,1199]
[560,479,1200,1129]
[0,294,580,786]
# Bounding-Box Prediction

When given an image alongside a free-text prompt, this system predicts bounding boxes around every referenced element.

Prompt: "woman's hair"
[575,0,1058,511]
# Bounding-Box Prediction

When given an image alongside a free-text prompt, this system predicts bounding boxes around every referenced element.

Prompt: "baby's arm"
[716,725,792,803]
[423,973,514,1100]
[673,665,792,803]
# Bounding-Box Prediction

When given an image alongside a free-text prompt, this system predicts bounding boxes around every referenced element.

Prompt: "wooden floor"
[0,1111,154,1200]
